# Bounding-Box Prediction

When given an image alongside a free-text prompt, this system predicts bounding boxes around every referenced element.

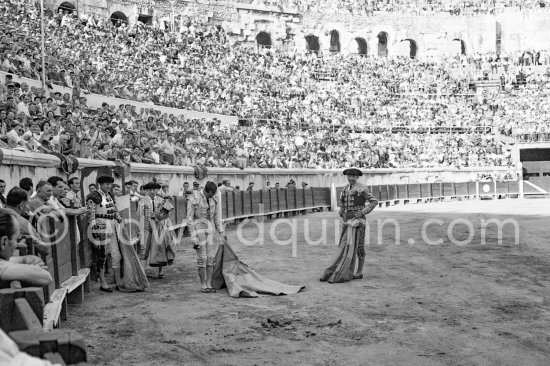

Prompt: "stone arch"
[329,30,341,53]
[58,1,76,14]
[138,14,153,25]
[377,31,389,57]
[110,11,128,26]
[355,37,369,56]
[305,35,320,53]
[403,39,418,58]
[256,32,272,49]
[452,39,466,55]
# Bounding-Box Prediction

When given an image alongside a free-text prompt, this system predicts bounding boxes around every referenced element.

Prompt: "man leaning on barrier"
[187,181,225,293]
[4,188,49,257]
[0,210,52,289]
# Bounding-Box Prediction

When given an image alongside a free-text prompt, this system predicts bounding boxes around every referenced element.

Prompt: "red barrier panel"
[397,184,408,200]
[379,185,389,202]
[251,191,263,214]
[304,188,314,207]
[370,185,382,202]
[312,187,330,207]
[408,184,420,199]
[431,183,442,198]
[455,182,468,196]
[270,189,279,212]
[242,191,252,215]
[296,189,305,209]
[261,190,271,212]
[233,191,243,217]
[287,189,297,210]
[387,185,397,201]
[508,181,520,196]
[442,183,455,197]
[467,182,477,196]
[174,196,187,222]
[225,192,235,218]
[420,183,431,199]
[495,182,509,197]
[278,189,288,211]
[52,218,73,286]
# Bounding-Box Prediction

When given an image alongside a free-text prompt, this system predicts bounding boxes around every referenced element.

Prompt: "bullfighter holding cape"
[320,168,378,283]
[188,181,305,297]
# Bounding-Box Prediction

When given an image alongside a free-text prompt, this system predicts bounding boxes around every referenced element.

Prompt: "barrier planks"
[278,189,288,211]
[233,191,243,217]
[420,183,431,199]
[251,191,263,214]
[270,189,279,212]
[295,189,305,209]
[408,184,420,201]
[467,182,477,196]
[225,192,235,218]
[242,191,252,216]
[431,183,442,199]
[443,183,455,197]
[379,185,389,202]
[261,190,271,213]
[51,218,73,286]
[286,189,297,210]
[397,184,408,200]
[304,188,314,207]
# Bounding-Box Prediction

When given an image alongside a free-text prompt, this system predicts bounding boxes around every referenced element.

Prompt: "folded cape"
[212,240,305,298]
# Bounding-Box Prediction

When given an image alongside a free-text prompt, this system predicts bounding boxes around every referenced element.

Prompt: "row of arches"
[261,29,466,58]
[58,2,129,26]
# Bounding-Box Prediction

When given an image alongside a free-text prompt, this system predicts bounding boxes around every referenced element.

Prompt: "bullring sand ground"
[67,199,550,366]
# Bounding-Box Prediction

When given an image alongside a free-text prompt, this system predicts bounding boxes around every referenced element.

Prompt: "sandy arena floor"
[66,198,550,366]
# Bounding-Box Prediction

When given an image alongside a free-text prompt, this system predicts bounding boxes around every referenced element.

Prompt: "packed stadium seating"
[238,0,549,15]
[1,0,548,170]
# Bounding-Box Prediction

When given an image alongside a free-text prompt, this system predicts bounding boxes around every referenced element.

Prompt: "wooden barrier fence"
[334,180,523,207]
[0,281,87,365]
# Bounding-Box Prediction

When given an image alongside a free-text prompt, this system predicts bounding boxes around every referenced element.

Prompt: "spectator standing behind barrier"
[4,187,49,256]
[112,184,122,197]
[218,180,234,194]
[87,184,97,195]
[246,182,255,192]
[27,181,53,216]
[19,177,34,198]
[65,177,82,208]
[0,210,52,289]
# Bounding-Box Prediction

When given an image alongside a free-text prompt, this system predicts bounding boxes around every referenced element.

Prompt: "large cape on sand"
[320,222,360,283]
[212,240,305,298]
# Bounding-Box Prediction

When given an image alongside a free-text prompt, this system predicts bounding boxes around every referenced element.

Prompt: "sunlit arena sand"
[66,199,550,366]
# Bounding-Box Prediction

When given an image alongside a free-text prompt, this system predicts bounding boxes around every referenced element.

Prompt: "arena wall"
[0,150,514,196]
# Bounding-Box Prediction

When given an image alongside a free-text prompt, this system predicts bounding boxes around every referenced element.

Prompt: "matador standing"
[321,168,378,283]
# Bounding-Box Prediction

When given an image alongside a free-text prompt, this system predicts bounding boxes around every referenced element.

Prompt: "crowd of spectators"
[3,0,548,169]
[240,0,549,15]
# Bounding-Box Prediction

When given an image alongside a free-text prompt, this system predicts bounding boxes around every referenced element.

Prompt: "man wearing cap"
[187,181,225,293]
[321,168,378,283]
[86,175,123,292]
